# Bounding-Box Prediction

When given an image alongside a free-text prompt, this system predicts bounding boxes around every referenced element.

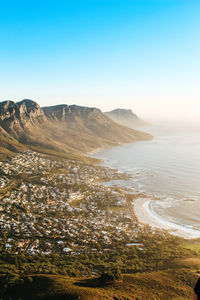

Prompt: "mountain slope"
[0,125,26,160]
[104,108,148,128]
[0,99,152,156]
[5,269,197,300]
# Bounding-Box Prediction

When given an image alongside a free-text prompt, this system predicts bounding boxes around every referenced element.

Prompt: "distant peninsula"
[104,108,148,129]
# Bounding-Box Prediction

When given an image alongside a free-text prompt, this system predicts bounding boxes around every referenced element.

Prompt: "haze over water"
[93,123,200,236]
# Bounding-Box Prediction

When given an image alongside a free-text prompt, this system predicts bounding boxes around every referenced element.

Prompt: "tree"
[100,268,122,284]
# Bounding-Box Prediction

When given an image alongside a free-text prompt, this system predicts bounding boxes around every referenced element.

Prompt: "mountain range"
[0,99,152,158]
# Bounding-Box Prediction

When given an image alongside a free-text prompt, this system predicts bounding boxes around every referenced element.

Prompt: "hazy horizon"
[1,97,200,124]
[1,0,200,122]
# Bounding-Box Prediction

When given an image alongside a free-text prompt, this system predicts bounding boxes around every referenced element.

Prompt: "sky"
[0,0,200,122]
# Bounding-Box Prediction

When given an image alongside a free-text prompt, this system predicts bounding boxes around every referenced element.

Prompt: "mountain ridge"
[0,99,152,158]
[104,108,148,128]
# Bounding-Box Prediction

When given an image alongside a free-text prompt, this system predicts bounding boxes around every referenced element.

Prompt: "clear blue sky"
[0,0,200,121]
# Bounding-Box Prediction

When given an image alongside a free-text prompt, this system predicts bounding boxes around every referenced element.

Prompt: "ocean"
[92,122,200,238]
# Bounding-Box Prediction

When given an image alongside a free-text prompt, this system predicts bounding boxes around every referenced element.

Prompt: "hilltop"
[104,108,148,128]
[4,269,199,299]
[0,99,152,159]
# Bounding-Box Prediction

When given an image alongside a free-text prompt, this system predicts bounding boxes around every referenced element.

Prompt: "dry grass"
[6,268,198,300]
[181,240,200,254]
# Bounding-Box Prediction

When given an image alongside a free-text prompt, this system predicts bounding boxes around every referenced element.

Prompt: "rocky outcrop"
[0,99,46,140]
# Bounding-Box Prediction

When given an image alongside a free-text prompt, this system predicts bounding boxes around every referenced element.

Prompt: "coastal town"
[0,150,147,258]
[0,150,193,300]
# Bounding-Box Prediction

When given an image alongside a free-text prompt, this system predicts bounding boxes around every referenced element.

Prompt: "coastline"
[90,135,200,241]
[134,198,200,239]
[91,145,190,239]
[87,130,153,156]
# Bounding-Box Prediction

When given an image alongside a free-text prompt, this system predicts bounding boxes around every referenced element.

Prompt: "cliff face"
[0,99,44,123]
[0,100,152,156]
[0,100,46,139]
[104,108,148,128]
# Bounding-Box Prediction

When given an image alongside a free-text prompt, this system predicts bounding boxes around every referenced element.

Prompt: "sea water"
[92,122,200,236]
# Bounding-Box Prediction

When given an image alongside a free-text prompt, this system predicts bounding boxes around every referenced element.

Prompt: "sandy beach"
[134,198,200,239]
